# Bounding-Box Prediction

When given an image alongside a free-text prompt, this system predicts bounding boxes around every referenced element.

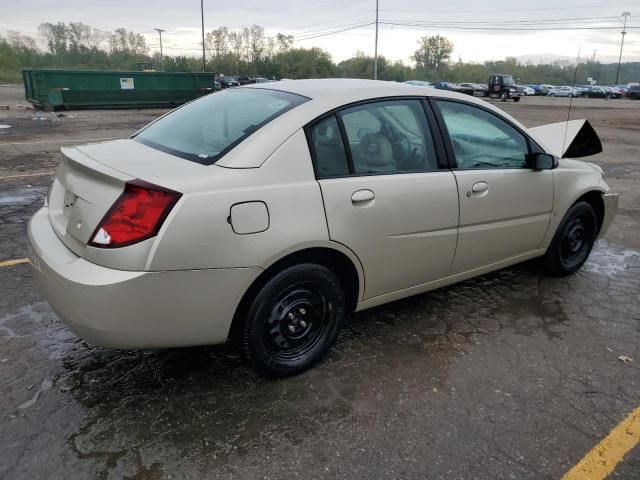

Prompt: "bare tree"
[38,22,69,55]
[412,35,454,73]
[248,25,265,63]
[276,33,293,53]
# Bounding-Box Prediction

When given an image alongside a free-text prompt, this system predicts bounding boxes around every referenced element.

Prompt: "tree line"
[1,21,638,85]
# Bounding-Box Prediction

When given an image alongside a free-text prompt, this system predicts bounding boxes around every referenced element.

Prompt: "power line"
[379,16,622,25]
[228,0,370,29]
[295,22,376,41]
[379,21,639,31]
[378,3,640,14]
[292,20,377,38]
[278,11,375,32]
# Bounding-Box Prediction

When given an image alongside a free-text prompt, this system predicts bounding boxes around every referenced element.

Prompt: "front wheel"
[542,202,598,276]
[240,263,345,378]
[513,96,521,102]
[500,92,508,102]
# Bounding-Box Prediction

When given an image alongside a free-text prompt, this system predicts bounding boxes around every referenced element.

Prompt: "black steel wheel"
[240,263,345,378]
[543,201,598,276]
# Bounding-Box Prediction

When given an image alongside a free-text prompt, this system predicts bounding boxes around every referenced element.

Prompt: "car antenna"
[562,47,581,156]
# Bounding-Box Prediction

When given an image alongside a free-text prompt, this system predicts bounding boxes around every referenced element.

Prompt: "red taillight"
[89,181,181,248]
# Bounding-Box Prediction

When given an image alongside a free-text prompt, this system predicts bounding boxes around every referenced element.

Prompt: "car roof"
[219,79,530,168]
[242,78,503,108]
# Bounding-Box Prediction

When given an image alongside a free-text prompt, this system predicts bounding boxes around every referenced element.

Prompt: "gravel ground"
[1,84,639,479]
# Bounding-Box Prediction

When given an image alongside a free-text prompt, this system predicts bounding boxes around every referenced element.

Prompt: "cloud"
[2,0,638,63]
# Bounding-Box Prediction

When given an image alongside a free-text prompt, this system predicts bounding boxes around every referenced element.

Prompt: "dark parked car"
[526,84,543,95]
[433,81,474,96]
[235,76,253,85]
[217,76,240,88]
[488,74,521,101]
[458,83,488,97]
[582,86,620,99]
[628,85,640,100]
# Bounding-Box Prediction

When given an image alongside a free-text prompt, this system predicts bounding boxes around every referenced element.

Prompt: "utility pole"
[615,12,631,85]
[373,0,379,80]
[154,28,165,71]
[200,0,206,72]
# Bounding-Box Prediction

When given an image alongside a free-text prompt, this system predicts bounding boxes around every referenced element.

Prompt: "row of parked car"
[215,75,274,89]
[404,79,640,100]
[523,84,639,99]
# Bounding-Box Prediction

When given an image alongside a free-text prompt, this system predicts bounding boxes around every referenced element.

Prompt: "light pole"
[615,12,631,85]
[154,28,165,71]
[373,0,379,80]
[201,0,206,72]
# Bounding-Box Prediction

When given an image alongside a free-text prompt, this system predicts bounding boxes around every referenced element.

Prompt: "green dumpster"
[22,69,218,110]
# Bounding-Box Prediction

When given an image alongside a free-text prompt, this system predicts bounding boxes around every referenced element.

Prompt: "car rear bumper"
[598,193,619,239]
[27,207,261,349]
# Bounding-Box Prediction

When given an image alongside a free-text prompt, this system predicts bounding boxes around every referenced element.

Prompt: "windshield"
[135,88,308,165]
[502,76,515,86]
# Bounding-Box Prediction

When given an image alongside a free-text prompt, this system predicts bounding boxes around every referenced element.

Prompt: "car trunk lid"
[49,146,134,256]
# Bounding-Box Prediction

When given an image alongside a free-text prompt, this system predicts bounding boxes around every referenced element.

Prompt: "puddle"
[0,302,52,339]
[0,186,47,206]
[584,242,640,276]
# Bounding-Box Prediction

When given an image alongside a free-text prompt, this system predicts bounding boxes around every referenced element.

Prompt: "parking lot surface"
[1,84,639,479]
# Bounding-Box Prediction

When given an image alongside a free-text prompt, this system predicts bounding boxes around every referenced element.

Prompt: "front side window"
[436,100,529,169]
[135,88,307,165]
[339,100,438,174]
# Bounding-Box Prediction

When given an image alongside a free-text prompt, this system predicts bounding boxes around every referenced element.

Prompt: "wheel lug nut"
[300,320,307,328]
[299,308,306,315]
[288,325,296,333]
[287,312,295,320]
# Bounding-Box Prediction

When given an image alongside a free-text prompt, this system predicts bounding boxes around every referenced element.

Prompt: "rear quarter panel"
[148,130,332,271]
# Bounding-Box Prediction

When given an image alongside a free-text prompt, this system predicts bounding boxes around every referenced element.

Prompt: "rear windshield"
[135,88,308,165]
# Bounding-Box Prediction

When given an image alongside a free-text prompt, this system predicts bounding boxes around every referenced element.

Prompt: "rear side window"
[308,99,438,178]
[135,89,308,165]
[310,115,350,178]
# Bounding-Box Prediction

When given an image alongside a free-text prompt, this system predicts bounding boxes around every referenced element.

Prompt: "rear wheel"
[542,201,598,276]
[240,263,345,378]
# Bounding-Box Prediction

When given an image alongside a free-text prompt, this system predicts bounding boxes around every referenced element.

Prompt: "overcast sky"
[1,0,639,64]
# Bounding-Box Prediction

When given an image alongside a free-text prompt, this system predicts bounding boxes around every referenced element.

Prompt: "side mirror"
[531,152,557,170]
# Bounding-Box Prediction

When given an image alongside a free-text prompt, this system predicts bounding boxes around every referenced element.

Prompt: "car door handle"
[352,189,375,205]
[471,181,489,193]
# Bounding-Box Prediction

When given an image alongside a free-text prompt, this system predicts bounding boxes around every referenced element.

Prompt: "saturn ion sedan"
[28,79,618,377]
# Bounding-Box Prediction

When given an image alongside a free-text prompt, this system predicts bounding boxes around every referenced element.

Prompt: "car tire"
[500,92,508,102]
[513,96,520,102]
[542,201,598,277]
[240,263,346,378]
[550,93,555,97]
